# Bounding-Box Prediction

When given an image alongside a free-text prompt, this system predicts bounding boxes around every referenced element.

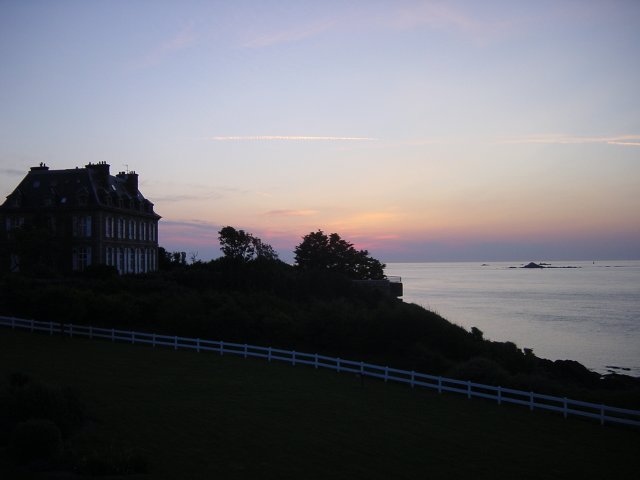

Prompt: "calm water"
[385,261,640,376]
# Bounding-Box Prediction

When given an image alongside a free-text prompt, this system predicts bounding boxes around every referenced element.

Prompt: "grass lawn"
[1,328,638,479]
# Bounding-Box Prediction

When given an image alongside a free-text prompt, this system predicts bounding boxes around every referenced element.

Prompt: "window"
[135,249,139,272]
[128,248,135,273]
[72,247,92,271]
[6,216,24,230]
[72,216,92,237]
[10,254,20,272]
[118,248,125,274]
[117,218,125,239]
[105,217,114,238]
[10,196,21,207]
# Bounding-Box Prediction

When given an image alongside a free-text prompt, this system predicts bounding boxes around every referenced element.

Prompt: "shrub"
[8,371,31,387]
[446,357,511,386]
[0,374,85,439]
[9,418,63,465]
[75,443,149,476]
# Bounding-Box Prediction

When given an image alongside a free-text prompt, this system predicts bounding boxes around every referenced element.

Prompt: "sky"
[1,0,639,263]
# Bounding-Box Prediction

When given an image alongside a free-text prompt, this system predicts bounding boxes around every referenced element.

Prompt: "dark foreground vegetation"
[1,330,639,479]
[1,257,639,410]
[0,365,148,477]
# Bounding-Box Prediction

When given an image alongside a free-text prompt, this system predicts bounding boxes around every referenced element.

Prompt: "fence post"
[467,381,472,399]
[384,367,389,383]
[438,377,442,394]
[174,336,178,350]
[292,351,296,366]
[360,362,364,376]
[219,341,224,356]
[268,347,272,362]
[337,358,341,373]
[196,338,200,353]
[152,333,156,348]
[111,328,115,342]
[600,405,605,426]
[314,353,318,369]
[244,344,248,359]
[563,398,568,419]
[89,326,93,339]
[411,371,415,388]
[530,392,534,411]
[132,332,135,344]
[11,317,15,329]
[497,386,502,405]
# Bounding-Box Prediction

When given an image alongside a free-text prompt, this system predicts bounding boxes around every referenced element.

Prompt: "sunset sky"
[1,1,639,262]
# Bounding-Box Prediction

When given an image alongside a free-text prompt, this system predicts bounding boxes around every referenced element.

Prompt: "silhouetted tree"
[294,230,385,280]
[218,226,278,262]
[5,225,62,275]
[158,247,187,270]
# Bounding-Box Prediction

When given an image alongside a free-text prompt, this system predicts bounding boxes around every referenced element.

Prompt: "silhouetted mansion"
[0,162,160,274]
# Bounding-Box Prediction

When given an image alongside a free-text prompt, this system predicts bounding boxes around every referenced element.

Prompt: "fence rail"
[1,315,639,428]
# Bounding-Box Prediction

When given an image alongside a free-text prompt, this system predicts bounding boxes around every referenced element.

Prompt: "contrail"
[210,135,376,141]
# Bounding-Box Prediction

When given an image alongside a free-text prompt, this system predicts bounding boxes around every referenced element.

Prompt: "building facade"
[0,162,160,274]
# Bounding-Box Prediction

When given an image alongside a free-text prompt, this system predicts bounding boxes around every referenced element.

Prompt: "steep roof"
[0,163,160,218]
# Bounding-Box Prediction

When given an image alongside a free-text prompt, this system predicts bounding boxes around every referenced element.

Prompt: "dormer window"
[76,187,89,206]
[6,216,24,230]
[98,188,112,206]
[72,215,92,237]
[9,192,22,207]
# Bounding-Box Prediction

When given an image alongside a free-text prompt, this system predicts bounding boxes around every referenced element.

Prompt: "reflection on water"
[385,260,640,376]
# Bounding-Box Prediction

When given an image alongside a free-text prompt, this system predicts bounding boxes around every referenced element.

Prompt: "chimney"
[127,171,138,194]
[85,162,110,186]
[116,171,138,195]
[30,162,49,171]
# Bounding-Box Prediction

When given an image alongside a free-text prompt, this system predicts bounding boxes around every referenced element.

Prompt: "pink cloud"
[136,24,197,69]
[242,18,338,48]
[266,209,318,217]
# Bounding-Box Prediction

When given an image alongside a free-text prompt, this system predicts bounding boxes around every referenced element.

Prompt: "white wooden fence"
[2,315,639,428]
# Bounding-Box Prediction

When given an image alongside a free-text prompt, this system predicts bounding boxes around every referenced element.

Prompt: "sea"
[385,260,640,377]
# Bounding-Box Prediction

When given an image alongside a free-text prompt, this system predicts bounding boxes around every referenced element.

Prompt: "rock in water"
[523,262,544,269]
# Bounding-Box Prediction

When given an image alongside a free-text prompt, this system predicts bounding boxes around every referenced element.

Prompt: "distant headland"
[510,262,582,269]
